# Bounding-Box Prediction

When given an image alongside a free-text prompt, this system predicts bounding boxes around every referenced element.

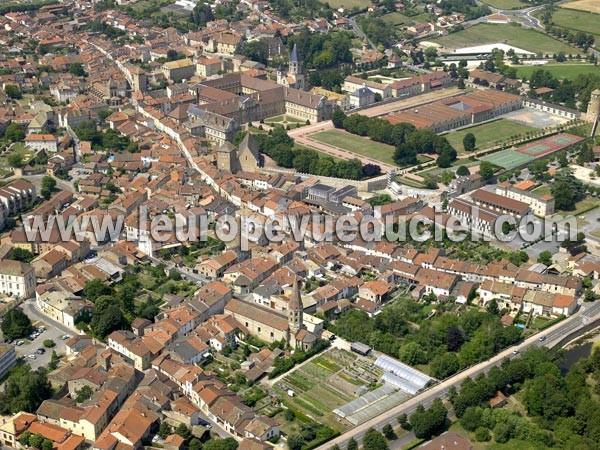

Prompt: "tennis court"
[515,133,583,158]
[480,149,535,170]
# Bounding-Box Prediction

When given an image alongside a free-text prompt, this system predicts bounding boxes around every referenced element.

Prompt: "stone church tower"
[277,44,305,90]
[288,278,303,333]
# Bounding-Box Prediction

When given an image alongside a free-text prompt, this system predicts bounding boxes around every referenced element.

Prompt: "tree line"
[330,301,521,380]
[252,127,381,180]
[332,110,457,168]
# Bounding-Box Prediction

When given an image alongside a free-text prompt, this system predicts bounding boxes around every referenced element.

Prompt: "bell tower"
[288,278,303,333]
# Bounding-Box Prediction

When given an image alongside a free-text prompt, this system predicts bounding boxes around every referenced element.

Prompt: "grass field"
[515,63,600,80]
[548,8,600,37]
[480,0,526,9]
[556,196,600,215]
[432,23,579,54]
[324,0,371,8]
[310,129,397,165]
[443,119,537,152]
[381,11,432,26]
[560,0,600,14]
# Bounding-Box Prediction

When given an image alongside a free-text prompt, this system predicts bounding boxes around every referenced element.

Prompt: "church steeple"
[288,277,303,332]
[289,43,300,75]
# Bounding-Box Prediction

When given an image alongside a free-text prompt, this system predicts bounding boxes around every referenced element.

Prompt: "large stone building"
[183,74,331,144]
[495,181,555,216]
[161,58,196,83]
[385,89,522,133]
[0,259,36,298]
[216,133,262,173]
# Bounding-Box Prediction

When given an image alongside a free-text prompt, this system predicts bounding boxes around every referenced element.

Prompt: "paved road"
[315,300,600,449]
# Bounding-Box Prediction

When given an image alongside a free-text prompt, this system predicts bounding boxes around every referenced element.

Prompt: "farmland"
[381,11,432,27]
[480,0,527,9]
[547,8,600,38]
[559,0,600,14]
[324,0,372,9]
[432,23,580,55]
[273,349,381,429]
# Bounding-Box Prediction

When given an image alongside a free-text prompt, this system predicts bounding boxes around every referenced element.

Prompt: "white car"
[27,354,36,360]
[16,340,24,346]
[62,335,71,340]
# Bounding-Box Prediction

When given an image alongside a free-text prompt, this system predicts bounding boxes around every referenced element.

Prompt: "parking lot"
[1,300,72,371]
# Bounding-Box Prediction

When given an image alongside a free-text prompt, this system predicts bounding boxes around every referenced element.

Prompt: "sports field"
[560,0,600,13]
[443,119,536,152]
[480,149,534,170]
[515,64,600,80]
[432,24,579,54]
[549,8,600,37]
[310,129,397,165]
[515,133,583,157]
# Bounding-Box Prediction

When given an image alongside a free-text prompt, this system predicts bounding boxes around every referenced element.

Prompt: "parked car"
[16,340,24,346]
[36,348,45,354]
[61,335,71,340]
[27,355,36,360]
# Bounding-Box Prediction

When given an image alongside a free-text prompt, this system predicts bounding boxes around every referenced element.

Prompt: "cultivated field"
[515,64,600,80]
[547,8,600,37]
[432,24,579,54]
[443,119,536,152]
[310,129,397,165]
[274,349,380,427]
[560,0,600,14]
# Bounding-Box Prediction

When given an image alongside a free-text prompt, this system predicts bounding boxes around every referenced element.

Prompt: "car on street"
[539,336,546,342]
[512,349,520,355]
[198,419,212,429]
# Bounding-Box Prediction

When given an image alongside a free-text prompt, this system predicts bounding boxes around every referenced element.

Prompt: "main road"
[316,300,600,449]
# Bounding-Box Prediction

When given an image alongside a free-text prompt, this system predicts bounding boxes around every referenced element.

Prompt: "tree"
[5,85,22,99]
[551,168,585,210]
[83,279,114,301]
[286,433,305,450]
[41,440,53,450]
[430,352,460,379]
[7,153,24,168]
[382,423,396,440]
[284,409,295,421]
[479,161,495,180]
[399,341,426,366]
[475,427,491,442]
[189,438,203,450]
[347,438,358,450]
[457,78,465,89]
[538,250,553,266]
[0,365,53,414]
[332,109,347,128]
[19,432,32,447]
[460,407,482,431]
[5,123,25,142]
[69,63,86,77]
[175,423,191,441]
[29,433,44,449]
[1,309,33,340]
[463,133,476,151]
[493,421,512,443]
[76,385,93,403]
[362,428,389,450]
[456,165,470,177]
[191,2,214,27]
[40,176,56,200]
[43,339,55,348]
[410,399,447,439]
[203,438,238,450]
[90,297,129,340]
[158,422,172,439]
[7,247,34,262]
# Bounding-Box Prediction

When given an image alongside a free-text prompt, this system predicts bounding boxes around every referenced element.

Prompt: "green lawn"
[531,184,551,196]
[381,11,432,26]
[324,0,371,9]
[515,63,600,80]
[556,196,600,216]
[443,119,537,152]
[480,0,528,9]
[310,130,397,165]
[432,23,580,54]
[0,142,34,173]
[552,8,600,37]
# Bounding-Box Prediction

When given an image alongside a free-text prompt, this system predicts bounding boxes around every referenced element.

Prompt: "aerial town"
[0,0,599,449]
